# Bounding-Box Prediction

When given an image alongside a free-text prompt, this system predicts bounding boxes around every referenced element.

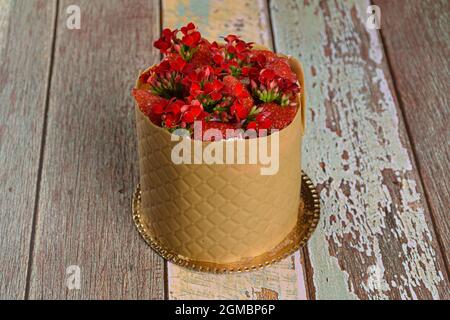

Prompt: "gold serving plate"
[132,171,320,274]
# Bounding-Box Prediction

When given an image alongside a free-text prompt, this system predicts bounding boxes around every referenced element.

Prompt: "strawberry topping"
[260,103,298,130]
[132,89,168,126]
[133,22,301,140]
[202,121,237,141]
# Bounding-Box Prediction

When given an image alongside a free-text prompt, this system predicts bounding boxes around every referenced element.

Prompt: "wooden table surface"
[0,0,448,300]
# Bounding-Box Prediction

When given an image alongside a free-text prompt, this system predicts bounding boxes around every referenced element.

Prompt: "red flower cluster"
[132,23,301,140]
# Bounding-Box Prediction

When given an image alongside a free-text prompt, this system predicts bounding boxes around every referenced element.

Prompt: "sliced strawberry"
[202,121,237,141]
[266,58,297,83]
[190,42,213,68]
[132,89,167,126]
[260,103,298,130]
[223,75,254,110]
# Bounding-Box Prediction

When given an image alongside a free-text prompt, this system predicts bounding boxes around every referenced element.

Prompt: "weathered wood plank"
[27,0,165,299]
[163,0,309,300]
[169,252,308,300]
[163,0,273,47]
[374,0,450,267]
[270,0,449,299]
[0,0,56,299]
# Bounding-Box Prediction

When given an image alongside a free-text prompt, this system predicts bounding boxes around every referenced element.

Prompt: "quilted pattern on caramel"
[135,56,305,263]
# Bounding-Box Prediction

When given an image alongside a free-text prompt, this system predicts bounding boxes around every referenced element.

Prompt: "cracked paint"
[164,0,308,300]
[271,0,445,299]
[0,0,11,58]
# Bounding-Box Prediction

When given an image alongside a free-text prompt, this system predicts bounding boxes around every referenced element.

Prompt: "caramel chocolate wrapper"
[134,51,306,264]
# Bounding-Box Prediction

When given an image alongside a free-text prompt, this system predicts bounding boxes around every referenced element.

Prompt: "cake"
[132,23,305,264]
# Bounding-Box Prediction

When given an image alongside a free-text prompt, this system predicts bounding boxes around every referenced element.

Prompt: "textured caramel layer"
[135,53,305,263]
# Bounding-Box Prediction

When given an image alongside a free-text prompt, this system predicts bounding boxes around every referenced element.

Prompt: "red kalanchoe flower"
[203,79,224,101]
[250,62,300,106]
[165,99,183,117]
[180,22,196,35]
[223,75,254,111]
[154,28,178,53]
[148,67,184,99]
[154,38,171,53]
[213,53,224,65]
[154,23,206,62]
[161,99,184,129]
[259,68,276,83]
[177,23,204,61]
[148,54,196,99]
[224,35,239,43]
[224,35,253,61]
[182,31,201,47]
[138,69,151,84]
[168,55,187,72]
[230,101,249,121]
[181,100,206,125]
[246,113,272,131]
[241,66,258,78]
[189,81,203,97]
[244,105,272,133]
[187,78,226,114]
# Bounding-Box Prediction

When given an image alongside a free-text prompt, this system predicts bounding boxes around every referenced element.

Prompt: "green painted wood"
[0,0,56,299]
[163,0,310,300]
[270,0,449,299]
[27,0,165,299]
[163,0,273,47]
[374,0,450,269]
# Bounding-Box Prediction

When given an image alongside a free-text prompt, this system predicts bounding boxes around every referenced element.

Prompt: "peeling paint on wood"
[270,0,449,299]
[0,0,11,58]
[163,0,310,300]
[255,287,279,300]
[168,252,307,300]
[374,0,450,267]
[163,0,273,47]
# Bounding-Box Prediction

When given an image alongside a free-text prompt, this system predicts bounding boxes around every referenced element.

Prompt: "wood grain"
[0,0,56,299]
[27,0,165,299]
[374,0,450,268]
[169,253,308,300]
[270,0,449,299]
[163,0,273,46]
[163,0,309,300]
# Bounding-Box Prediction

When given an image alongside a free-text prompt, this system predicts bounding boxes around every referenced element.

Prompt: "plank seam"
[2,0,12,64]
[267,0,315,300]
[377,19,450,281]
[300,246,316,300]
[160,0,169,301]
[24,0,60,300]
[266,0,276,52]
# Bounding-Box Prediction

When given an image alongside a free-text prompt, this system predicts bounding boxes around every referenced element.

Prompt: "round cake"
[133,24,305,264]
